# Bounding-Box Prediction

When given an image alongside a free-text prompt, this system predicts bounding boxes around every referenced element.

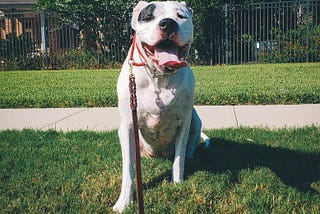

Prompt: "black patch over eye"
[138,4,156,22]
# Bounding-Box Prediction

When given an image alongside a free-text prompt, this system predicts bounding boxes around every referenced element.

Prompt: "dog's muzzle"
[141,18,189,73]
[143,39,189,72]
[159,18,178,35]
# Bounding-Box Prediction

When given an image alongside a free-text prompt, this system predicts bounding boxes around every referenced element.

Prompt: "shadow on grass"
[184,138,320,194]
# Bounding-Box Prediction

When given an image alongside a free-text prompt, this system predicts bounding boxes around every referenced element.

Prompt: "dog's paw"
[204,138,211,149]
[113,198,132,213]
[112,201,127,213]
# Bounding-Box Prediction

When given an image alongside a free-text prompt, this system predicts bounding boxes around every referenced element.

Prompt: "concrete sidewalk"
[0,104,319,131]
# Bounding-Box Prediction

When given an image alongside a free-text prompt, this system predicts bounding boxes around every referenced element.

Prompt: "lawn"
[0,63,319,108]
[0,127,319,213]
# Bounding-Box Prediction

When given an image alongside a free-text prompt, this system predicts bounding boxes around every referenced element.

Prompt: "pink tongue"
[156,47,187,70]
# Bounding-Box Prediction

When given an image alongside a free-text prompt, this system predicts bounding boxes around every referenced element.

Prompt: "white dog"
[114,1,210,212]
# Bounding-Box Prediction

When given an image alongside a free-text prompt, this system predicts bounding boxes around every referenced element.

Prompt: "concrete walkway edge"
[0,104,319,131]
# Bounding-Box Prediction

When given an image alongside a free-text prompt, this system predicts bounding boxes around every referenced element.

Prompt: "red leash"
[128,33,145,214]
[129,34,147,67]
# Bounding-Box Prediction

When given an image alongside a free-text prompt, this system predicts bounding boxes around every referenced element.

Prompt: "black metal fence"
[214,0,320,64]
[0,11,131,70]
[0,11,41,69]
[0,0,319,70]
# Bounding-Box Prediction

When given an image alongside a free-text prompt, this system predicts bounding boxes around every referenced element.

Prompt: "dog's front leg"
[172,110,193,182]
[113,122,134,212]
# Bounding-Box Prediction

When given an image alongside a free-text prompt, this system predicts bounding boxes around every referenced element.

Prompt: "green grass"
[1,127,319,213]
[194,63,320,105]
[0,63,319,108]
[0,69,119,108]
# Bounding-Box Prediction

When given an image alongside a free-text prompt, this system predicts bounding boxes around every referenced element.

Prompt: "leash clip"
[128,59,134,76]
[128,59,135,66]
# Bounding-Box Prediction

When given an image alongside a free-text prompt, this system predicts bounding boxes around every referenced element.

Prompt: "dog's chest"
[139,109,183,156]
[138,86,185,130]
[140,109,181,130]
[137,86,190,155]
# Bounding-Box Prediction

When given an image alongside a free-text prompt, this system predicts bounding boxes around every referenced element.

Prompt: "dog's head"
[131,1,193,75]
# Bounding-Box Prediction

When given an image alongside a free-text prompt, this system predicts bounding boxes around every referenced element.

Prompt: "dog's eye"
[143,14,154,22]
[138,4,156,22]
[177,12,188,19]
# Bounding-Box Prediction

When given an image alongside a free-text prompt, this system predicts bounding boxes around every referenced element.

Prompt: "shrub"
[48,49,123,70]
[259,24,320,63]
[0,49,124,71]
[0,33,45,71]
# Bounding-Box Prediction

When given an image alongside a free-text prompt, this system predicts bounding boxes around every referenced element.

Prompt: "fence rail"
[0,0,319,70]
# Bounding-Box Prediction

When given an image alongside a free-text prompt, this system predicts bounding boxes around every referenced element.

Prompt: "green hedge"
[258,25,320,63]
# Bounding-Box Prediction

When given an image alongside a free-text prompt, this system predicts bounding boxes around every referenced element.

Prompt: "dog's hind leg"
[186,109,211,158]
[186,109,201,158]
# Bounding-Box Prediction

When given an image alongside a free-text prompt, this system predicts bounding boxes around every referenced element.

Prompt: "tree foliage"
[35,0,265,63]
[185,0,223,64]
[36,0,137,52]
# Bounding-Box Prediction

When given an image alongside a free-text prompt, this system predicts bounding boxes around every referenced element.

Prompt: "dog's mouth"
[142,40,189,72]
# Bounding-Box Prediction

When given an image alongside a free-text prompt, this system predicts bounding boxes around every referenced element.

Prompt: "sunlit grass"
[194,63,320,105]
[0,63,319,108]
[1,127,319,213]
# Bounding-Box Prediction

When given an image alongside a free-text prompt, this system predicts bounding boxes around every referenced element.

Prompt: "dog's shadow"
[146,137,320,194]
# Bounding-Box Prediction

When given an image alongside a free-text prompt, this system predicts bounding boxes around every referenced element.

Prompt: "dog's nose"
[159,18,178,34]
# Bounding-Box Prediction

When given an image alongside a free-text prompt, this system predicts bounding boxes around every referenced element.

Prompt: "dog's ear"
[181,1,193,16]
[131,1,148,30]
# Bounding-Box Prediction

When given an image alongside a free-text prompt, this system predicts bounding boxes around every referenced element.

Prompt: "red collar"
[129,34,147,67]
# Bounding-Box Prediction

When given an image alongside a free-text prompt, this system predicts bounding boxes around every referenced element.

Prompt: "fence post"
[306,0,310,62]
[224,3,229,64]
[210,23,213,66]
[40,10,48,67]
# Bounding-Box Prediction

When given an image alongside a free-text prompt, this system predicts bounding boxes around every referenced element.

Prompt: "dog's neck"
[147,67,181,89]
